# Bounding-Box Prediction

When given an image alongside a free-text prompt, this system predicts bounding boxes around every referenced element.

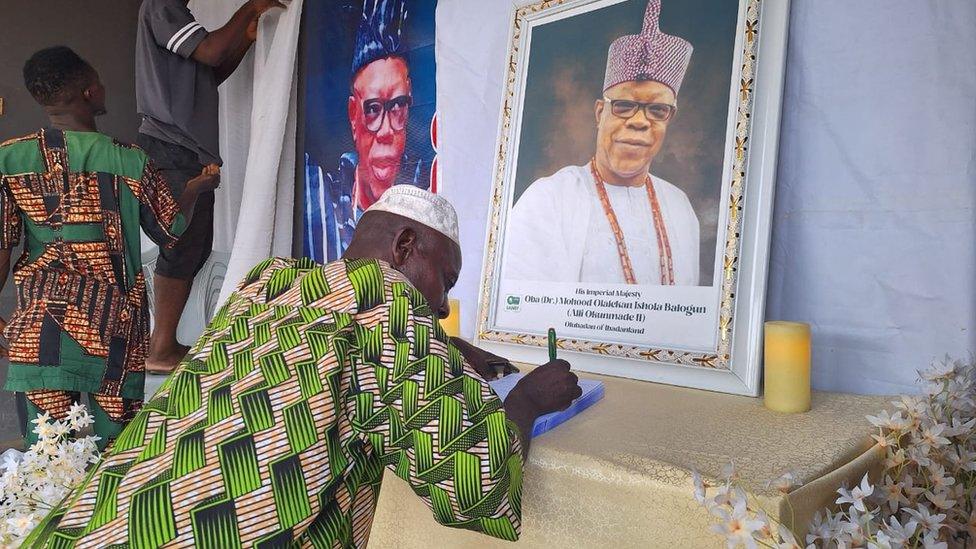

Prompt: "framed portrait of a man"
[476,0,790,395]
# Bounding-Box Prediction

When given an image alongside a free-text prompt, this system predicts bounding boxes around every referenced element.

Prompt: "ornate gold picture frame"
[475,0,790,395]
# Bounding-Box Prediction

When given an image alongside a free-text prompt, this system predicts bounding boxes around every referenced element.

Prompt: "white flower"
[948,379,976,411]
[692,470,708,504]
[919,532,947,549]
[806,511,842,545]
[709,498,765,549]
[867,410,910,432]
[877,475,910,513]
[711,484,748,510]
[805,512,827,544]
[31,415,57,440]
[838,507,874,547]
[1,452,20,475]
[915,423,951,452]
[754,510,774,540]
[5,513,38,537]
[37,482,65,507]
[904,504,946,536]
[0,405,102,546]
[884,449,907,470]
[699,359,975,549]
[923,489,956,511]
[721,461,739,483]
[944,446,974,470]
[892,395,926,422]
[836,474,875,513]
[919,358,958,382]
[900,471,925,500]
[925,465,955,491]
[882,516,917,546]
[66,402,94,431]
[871,432,898,449]
[906,444,932,468]
[51,419,71,439]
[33,437,59,458]
[941,416,975,437]
[831,527,856,548]
[30,411,52,429]
[870,529,894,549]
[766,472,799,494]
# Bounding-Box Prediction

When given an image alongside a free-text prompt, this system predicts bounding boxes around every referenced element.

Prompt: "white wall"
[436,0,514,338]
[764,0,976,394]
[435,0,976,395]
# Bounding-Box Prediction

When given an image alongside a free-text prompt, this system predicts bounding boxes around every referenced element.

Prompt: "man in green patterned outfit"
[0,47,219,449]
[26,185,581,546]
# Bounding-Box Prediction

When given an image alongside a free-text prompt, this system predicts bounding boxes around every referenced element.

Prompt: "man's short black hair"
[23,46,95,106]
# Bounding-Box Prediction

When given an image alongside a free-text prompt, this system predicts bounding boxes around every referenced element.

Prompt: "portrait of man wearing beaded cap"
[503,0,740,288]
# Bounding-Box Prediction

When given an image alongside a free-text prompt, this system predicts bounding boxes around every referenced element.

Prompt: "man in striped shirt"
[134,0,285,373]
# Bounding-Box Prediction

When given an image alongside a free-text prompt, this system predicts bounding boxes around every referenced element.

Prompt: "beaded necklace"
[589,158,674,285]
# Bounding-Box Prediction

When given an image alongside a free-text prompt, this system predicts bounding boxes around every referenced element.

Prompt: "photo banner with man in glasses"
[301,0,438,263]
[491,0,740,352]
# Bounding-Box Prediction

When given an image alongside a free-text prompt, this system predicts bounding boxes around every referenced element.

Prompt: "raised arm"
[192,0,285,69]
[144,0,284,74]
[213,17,257,84]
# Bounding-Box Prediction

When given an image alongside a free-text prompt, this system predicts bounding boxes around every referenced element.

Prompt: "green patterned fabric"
[25,257,524,547]
[0,129,186,399]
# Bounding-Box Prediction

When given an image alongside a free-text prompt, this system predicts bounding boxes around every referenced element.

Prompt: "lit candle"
[441,298,461,338]
[763,321,811,413]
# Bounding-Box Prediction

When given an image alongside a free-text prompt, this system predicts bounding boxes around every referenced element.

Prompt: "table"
[367,369,887,548]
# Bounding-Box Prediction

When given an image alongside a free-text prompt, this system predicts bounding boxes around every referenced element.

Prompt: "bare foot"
[145,344,191,374]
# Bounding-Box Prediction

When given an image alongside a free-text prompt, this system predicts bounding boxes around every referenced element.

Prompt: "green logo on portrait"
[506,295,521,311]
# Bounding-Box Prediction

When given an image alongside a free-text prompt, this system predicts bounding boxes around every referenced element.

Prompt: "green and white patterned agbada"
[27,257,524,547]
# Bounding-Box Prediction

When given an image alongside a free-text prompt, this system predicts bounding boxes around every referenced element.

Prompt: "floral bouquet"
[0,405,101,547]
[693,357,975,548]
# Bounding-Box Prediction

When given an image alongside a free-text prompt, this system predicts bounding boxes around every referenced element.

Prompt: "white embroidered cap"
[366,185,460,246]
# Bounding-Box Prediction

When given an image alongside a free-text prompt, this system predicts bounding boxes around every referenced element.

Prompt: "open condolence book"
[489,373,604,438]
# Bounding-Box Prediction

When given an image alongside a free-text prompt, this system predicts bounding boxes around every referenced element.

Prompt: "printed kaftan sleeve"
[137,158,187,248]
[0,174,22,249]
[344,261,524,541]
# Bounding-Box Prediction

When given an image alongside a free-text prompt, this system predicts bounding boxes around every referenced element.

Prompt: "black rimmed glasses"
[362,95,413,132]
[603,97,677,122]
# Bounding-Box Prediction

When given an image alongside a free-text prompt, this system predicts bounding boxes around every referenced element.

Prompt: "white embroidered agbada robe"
[504,165,700,285]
